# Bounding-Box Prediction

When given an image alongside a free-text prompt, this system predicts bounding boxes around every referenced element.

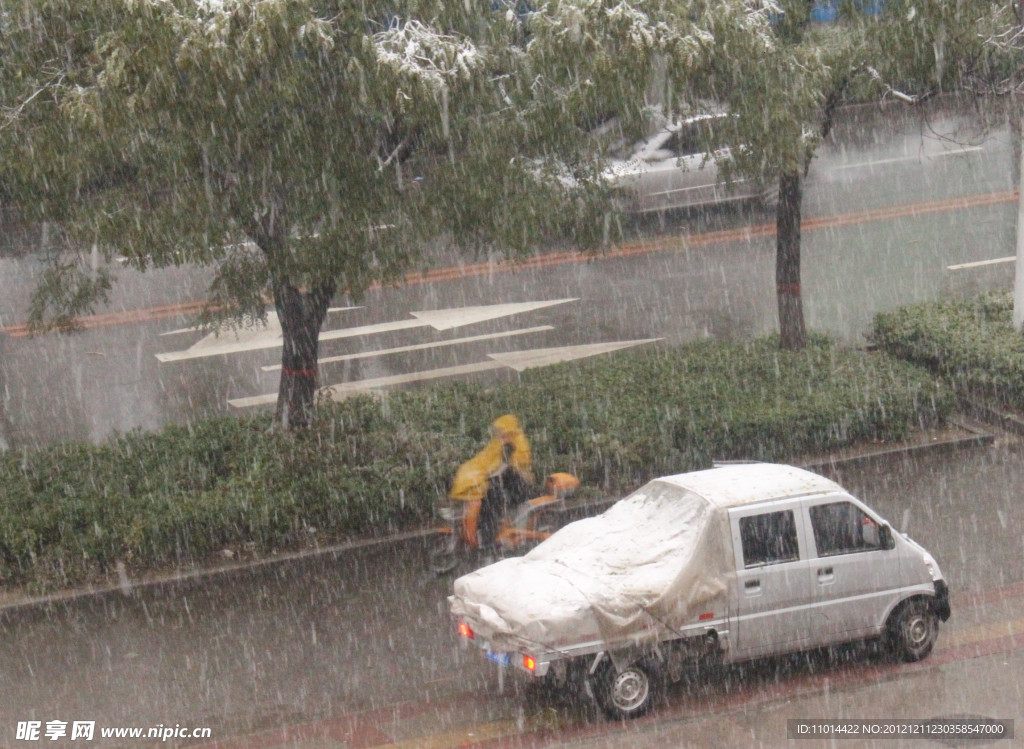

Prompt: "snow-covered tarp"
[449,477,734,653]
[451,463,845,654]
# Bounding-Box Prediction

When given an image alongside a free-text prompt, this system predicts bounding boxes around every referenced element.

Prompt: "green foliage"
[25,259,114,334]
[872,292,1024,408]
[0,337,951,591]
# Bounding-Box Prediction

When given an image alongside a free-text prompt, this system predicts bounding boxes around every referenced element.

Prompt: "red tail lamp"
[523,655,536,672]
[458,622,475,639]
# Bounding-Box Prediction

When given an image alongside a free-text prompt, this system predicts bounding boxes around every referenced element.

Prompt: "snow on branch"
[984,22,1024,53]
[752,0,782,11]
[866,66,928,104]
[373,20,483,92]
[0,71,66,131]
[604,2,660,49]
[531,0,667,50]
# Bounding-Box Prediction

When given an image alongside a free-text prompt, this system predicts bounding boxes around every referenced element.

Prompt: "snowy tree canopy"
[861,0,1019,96]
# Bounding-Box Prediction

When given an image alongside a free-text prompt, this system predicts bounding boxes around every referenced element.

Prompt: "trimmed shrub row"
[872,292,1024,409]
[0,335,953,591]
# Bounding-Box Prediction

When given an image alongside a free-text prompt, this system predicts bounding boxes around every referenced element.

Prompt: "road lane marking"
[947,256,1014,271]
[3,190,1017,339]
[383,719,524,749]
[834,146,985,171]
[228,339,662,408]
[260,326,555,371]
[2,300,211,339]
[384,190,1020,286]
[155,299,578,362]
[943,616,1024,648]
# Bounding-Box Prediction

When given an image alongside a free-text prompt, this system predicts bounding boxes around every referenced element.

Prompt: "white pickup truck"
[449,463,950,719]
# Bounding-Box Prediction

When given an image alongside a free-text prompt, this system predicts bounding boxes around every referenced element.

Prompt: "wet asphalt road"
[1,436,1023,747]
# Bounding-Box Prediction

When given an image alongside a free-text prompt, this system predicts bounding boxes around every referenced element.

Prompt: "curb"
[800,415,996,472]
[0,416,999,617]
[0,530,434,618]
[960,398,1024,438]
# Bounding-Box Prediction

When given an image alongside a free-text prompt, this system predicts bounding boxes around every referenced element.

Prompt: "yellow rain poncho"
[450,414,533,503]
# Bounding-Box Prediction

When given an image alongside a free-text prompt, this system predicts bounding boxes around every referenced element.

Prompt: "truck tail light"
[523,655,536,672]
[458,622,474,640]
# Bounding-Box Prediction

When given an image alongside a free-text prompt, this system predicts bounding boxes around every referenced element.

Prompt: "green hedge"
[872,292,1024,409]
[0,335,952,591]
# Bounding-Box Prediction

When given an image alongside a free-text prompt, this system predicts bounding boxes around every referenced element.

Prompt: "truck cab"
[729,490,947,662]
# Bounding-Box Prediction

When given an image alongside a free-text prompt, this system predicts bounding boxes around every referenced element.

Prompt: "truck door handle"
[817,567,834,582]
[744,579,761,590]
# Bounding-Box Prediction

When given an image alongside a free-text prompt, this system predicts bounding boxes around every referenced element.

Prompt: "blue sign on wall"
[811,1,884,22]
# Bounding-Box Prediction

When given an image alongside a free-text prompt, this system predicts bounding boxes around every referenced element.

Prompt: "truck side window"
[809,502,882,556]
[739,510,799,567]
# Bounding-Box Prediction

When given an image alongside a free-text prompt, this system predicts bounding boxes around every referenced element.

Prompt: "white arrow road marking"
[229,362,501,408]
[157,314,283,358]
[156,299,577,362]
[228,338,661,408]
[260,326,554,372]
[947,256,1014,271]
[313,299,578,344]
[404,299,577,331]
[158,307,361,337]
[487,339,662,372]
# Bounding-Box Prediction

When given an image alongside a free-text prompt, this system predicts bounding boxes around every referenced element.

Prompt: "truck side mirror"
[879,524,896,550]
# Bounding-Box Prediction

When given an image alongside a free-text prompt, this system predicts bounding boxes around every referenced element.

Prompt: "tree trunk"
[244,200,336,431]
[273,278,335,430]
[776,169,806,350]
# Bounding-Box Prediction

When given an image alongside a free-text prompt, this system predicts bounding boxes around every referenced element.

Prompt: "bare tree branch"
[866,66,932,104]
[0,71,65,131]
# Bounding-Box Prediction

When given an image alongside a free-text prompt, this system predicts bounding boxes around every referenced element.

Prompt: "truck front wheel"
[593,658,658,719]
[887,599,938,662]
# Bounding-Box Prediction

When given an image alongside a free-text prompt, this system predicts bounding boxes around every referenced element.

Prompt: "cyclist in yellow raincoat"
[449,414,535,550]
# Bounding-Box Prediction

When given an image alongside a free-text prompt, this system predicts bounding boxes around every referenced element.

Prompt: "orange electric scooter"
[429,472,580,575]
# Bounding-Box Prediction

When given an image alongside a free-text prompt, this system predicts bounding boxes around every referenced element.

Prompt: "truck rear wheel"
[593,658,658,720]
[887,599,938,662]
